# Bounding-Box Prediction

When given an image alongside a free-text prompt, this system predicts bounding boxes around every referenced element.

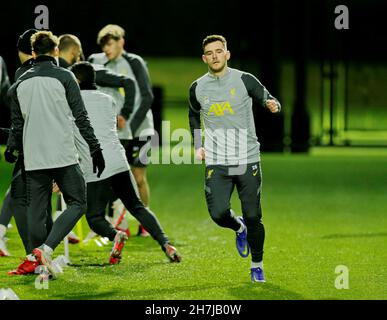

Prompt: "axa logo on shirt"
[207,101,235,116]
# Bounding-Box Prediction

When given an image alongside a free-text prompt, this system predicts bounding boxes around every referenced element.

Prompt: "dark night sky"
[0,0,386,68]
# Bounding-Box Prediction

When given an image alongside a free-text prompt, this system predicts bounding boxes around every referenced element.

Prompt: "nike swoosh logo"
[253,170,258,176]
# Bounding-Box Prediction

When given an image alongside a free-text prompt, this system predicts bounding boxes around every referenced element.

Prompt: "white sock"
[41,244,53,256]
[0,224,7,238]
[236,218,245,234]
[251,261,263,269]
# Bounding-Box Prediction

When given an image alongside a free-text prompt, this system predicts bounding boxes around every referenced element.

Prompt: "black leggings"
[204,162,265,262]
[0,159,53,254]
[86,170,169,246]
[26,164,85,251]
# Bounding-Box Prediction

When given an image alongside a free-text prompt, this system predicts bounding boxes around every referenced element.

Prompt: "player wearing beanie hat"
[15,29,38,80]
[17,29,38,54]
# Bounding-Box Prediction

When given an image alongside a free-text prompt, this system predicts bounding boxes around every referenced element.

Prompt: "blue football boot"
[235,217,249,258]
[251,267,266,283]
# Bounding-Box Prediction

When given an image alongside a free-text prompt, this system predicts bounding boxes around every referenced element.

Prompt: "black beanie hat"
[17,29,38,54]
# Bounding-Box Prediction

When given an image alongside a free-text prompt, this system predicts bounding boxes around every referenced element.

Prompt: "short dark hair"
[31,31,59,55]
[202,35,227,51]
[58,34,82,52]
[70,61,96,90]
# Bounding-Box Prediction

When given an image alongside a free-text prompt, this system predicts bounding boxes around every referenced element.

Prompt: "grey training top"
[189,67,281,166]
[88,52,154,139]
[74,90,129,183]
[7,55,101,171]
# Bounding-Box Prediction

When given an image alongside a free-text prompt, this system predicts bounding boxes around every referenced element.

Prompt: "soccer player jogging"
[70,62,181,264]
[89,24,155,237]
[188,35,281,283]
[5,31,105,278]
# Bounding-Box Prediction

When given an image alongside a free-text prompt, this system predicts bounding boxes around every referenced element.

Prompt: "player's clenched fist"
[265,99,280,113]
[195,147,205,161]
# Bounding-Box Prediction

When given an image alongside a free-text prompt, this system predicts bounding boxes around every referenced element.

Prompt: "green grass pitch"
[0,146,386,300]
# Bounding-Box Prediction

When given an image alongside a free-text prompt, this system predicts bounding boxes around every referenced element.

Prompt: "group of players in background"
[0,27,281,283]
[0,25,181,279]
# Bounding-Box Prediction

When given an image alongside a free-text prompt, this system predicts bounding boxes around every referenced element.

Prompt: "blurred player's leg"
[106,188,117,219]
[44,165,86,251]
[7,171,59,275]
[55,193,79,244]
[9,174,31,254]
[111,170,181,262]
[9,173,53,254]
[109,199,130,237]
[131,167,149,207]
[125,137,151,237]
[131,167,150,237]
[45,195,53,235]
[86,179,117,241]
[5,158,39,255]
[5,161,60,276]
[26,170,53,249]
[30,165,86,278]
[0,159,25,256]
[86,177,128,264]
